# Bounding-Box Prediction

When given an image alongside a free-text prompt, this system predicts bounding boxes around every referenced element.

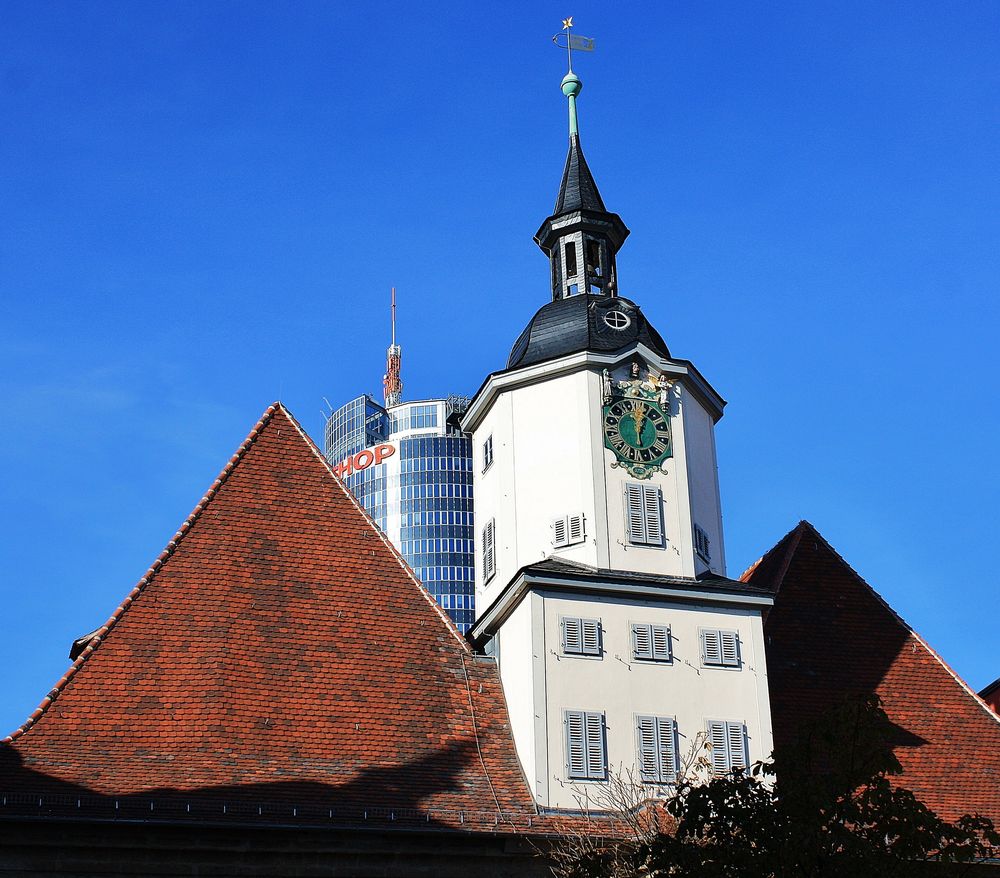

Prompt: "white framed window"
[482,435,494,473]
[636,715,677,783]
[632,623,672,662]
[706,720,748,775]
[701,628,740,668]
[694,524,711,562]
[561,616,602,657]
[552,513,586,548]
[566,710,606,780]
[482,518,496,583]
[624,483,663,546]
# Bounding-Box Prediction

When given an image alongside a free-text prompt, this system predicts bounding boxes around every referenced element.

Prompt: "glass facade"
[324,394,475,632]
[325,395,389,465]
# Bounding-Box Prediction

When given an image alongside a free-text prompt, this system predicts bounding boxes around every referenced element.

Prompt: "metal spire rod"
[564,16,574,72]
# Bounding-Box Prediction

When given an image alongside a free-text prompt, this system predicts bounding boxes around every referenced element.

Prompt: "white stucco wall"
[471,354,726,614]
[680,387,727,576]
[527,589,772,810]
[494,595,539,790]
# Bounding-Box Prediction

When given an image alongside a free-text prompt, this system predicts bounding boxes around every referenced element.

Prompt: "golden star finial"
[562,16,573,29]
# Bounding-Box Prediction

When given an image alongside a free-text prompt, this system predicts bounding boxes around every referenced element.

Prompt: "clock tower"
[463,67,729,603]
[464,33,774,812]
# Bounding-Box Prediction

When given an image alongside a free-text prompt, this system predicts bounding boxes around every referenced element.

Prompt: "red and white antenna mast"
[383,287,403,408]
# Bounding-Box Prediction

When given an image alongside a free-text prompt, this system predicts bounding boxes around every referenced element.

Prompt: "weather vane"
[552,15,595,73]
[552,17,595,137]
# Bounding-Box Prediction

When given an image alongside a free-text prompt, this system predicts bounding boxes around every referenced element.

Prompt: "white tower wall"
[472,353,727,615]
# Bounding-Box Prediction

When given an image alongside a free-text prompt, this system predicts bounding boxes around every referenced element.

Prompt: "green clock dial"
[603,397,672,477]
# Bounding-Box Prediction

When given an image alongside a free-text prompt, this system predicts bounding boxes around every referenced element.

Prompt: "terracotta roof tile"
[0,404,556,832]
[746,521,1000,824]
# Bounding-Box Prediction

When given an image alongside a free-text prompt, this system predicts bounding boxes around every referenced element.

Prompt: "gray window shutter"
[482,519,496,580]
[636,715,658,782]
[581,619,601,656]
[651,625,672,662]
[695,524,711,561]
[584,712,606,779]
[632,623,653,660]
[625,483,645,543]
[638,715,677,783]
[656,716,677,782]
[642,485,663,545]
[702,629,722,665]
[721,630,740,667]
[562,617,583,654]
[568,513,585,544]
[566,711,587,778]
[707,720,729,774]
[552,516,568,547]
[727,722,747,771]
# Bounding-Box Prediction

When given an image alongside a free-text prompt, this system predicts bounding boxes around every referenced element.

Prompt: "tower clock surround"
[601,359,675,480]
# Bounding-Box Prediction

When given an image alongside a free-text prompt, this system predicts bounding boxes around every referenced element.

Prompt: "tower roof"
[507,293,670,370]
[553,134,607,215]
[534,61,630,292]
[0,403,542,831]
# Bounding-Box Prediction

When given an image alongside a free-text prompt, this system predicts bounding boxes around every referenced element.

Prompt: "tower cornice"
[461,344,726,434]
[534,208,630,257]
[468,564,773,648]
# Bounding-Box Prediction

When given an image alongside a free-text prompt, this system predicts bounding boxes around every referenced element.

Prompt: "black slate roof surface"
[525,557,775,597]
[507,294,671,370]
[554,134,607,215]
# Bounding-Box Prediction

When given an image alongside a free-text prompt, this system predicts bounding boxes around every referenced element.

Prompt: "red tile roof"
[745,521,1000,824]
[980,678,1000,715]
[0,404,560,833]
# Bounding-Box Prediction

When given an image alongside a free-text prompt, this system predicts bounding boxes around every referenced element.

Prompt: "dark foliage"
[554,697,998,878]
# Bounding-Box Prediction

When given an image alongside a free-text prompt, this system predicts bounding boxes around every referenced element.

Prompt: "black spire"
[535,54,629,301]
[553,134,607,215]
[535,129,629,301]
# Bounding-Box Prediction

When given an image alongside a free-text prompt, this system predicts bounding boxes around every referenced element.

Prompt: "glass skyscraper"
[324,394,476,632]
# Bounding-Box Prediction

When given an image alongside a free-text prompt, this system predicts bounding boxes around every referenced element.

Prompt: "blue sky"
[1,1,998,734]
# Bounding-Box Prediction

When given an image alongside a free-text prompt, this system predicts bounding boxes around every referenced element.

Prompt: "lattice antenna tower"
[383,287,403,408]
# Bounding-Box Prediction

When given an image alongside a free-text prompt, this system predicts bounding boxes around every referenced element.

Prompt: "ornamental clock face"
[602,365,674,479]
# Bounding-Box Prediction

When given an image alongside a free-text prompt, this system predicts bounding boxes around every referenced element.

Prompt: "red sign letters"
[331,443,396,478]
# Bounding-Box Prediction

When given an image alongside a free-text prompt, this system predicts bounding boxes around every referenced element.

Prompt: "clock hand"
[631,402,647,445]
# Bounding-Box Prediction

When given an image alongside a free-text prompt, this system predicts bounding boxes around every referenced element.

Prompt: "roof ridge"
[739,519,808,586]
[3,403,284,743]
[276,404,472,651]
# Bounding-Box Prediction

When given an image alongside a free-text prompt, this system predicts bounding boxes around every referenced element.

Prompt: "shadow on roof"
[0,737,530,831]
